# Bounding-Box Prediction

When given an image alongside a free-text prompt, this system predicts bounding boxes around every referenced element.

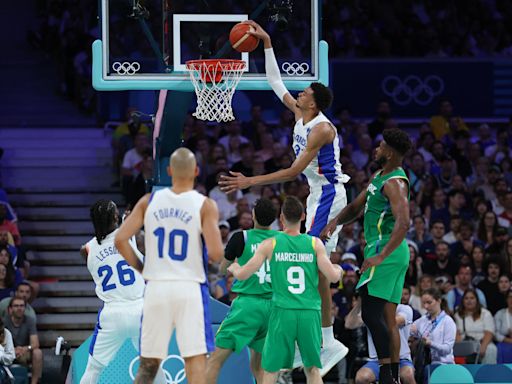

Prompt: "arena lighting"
[268,0,294,31]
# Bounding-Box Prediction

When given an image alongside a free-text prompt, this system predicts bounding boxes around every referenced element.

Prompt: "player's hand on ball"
[319,218,337,242]
[360,254,384,273]
[227,262,241,277]
[219,171,251,193]
[242,20,270,42]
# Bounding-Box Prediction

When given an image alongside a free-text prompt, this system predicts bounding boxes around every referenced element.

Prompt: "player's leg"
[355,362,378,384]
[262,370,279,384]
[304,366,323,384]
[177,282,214,384]
[250,350,263,384]
[399,360,416,384]
[80,355,105,384]
[137,281,174,383]
[384,302,399,380]
[360,285,393,384]
[206,348,232,384]
[184,354,208,384]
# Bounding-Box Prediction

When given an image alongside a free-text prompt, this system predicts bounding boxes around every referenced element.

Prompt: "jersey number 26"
[98,260,136,292]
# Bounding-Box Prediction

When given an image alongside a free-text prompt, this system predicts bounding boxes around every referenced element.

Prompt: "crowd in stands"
[0,190,41,383]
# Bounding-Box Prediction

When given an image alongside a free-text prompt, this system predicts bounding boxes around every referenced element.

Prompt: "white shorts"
[89,299,143,366]
[306,183,347,254]
[140,280,214,359]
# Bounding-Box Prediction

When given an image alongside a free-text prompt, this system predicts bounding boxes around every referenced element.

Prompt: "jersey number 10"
[153,227,189,261]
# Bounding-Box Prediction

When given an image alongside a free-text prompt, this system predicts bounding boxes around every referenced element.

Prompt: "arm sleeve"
[224,231,245,261]
[264,48,288,101]
[495,310,506,342]
[429,318,456,356]
[0,330,15,365]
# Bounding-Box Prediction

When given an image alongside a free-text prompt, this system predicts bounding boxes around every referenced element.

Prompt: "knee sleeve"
[80,356,105,384]
[361,288,390,359]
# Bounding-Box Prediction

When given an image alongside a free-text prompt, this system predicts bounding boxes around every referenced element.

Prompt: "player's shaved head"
[169,148,197,178]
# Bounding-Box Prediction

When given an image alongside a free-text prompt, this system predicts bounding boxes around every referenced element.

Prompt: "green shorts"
[215,295,272,354]
[262,307,321,372]
[356,240,409,304]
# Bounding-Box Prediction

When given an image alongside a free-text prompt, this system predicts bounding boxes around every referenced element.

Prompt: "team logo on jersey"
[129,354,186,384]
[367,183,377,195]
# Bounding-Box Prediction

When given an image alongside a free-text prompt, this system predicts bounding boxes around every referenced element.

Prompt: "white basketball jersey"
[143,189,207,282]
[292,112,349,190]
[86,229,145,303]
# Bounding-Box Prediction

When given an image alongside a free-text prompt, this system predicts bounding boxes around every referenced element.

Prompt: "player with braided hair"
[79,199,165,384]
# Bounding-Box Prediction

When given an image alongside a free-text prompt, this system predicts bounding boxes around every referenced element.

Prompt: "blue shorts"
[362,359,414,380]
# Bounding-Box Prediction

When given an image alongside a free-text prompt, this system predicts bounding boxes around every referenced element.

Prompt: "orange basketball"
[229,23,260,53]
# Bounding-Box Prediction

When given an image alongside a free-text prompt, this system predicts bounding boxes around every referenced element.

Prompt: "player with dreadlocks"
[79,199,165,383]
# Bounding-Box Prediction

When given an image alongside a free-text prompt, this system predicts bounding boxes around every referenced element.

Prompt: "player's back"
[143,188,207,282]
[86,229,145,303]
[270,232,320,310]
[292,112,349,189]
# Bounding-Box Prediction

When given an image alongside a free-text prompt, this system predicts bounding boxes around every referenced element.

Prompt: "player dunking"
[115,148,224,384]
[220,20,349,374]
[321,129,412,384]
[79,200,165,384]
[228,197,343,384]
[206,198,278,383]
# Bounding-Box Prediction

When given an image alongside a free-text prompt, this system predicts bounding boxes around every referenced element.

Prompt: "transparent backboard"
[93,0,327,91]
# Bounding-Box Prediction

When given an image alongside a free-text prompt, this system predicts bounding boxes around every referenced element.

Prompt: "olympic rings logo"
[112,61,141,75]
[282,62,310,76]
[381,75,444,106]
[129,354,186,384]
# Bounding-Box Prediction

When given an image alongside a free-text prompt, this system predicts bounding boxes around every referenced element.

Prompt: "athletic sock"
[391,362,399,381]
[379,364,393,384]
[321,326,335,346]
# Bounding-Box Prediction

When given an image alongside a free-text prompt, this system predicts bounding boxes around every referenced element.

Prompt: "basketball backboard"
[93,0,327,91]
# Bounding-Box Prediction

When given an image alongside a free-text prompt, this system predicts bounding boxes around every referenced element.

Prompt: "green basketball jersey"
[231,229,279,297]
[363,167,410,246]
[269,232,320,310]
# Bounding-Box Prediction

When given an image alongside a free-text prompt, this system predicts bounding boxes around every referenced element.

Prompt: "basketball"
[229,23,260,52]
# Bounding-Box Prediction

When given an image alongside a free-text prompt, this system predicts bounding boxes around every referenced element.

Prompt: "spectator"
[436,157,457,192]
[367,101,391,139]
[470,245,487,287]
[0,283,35,320]
[450,220,484,260]
[205,157,229,192]
[442,215,462,245]
[505,238,512,274]
[120,132,150,200]
[351,134,373,170]
[263,142,286,173]
[218,274,236,305]
[408,215,431,248]
[127,148,153,208]
[0,206,20,246]
[485,127,512,164]
[445,265,487,312]
[419,220,446,262]
[218,221,231,247]
[353,303,414,384]
[3,297,42,384]
[0,231,19,269]
[494,290,512,363]
[241,105,263,140]
[408,153,427,195]
[410,275,435,315]
[477,211,500,246]
[0,248,22,287]
[402,285,421,321]
[498,190,512,228]
[486,226,510,260]
[230,143,255,178]
[455,289,497,364]
[429,99,468,141]
[227,198,251,231]
[478,259,505,315]
[0,317,15,373]
[422,241,459,279]
[410,288,456,379]
[218,120,249,152]
[405,241,422,288]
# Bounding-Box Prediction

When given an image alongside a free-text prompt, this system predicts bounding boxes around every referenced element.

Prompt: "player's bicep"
[201,198,224,262]
[384,179,410,226]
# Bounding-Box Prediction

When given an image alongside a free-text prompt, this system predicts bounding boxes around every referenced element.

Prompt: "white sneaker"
[319,339,349,377]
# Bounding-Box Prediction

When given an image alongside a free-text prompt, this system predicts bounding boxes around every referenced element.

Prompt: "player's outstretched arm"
[228,238,272,280]
[114,194,149,273]
[244,20,299,118]
[319,187,367,242]
[360,178,409,273]
[201,198,224,263]
[219,122,333,192]
[315,237,343,283]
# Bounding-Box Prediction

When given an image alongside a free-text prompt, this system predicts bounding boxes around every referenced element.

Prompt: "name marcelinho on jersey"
[152,207,193,224]
[275,252,314,263]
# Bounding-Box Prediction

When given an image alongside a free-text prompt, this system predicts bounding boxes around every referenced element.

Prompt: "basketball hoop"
[186,59,246,122]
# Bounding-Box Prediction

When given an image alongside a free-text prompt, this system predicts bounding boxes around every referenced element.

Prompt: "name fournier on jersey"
[151,207,193,224]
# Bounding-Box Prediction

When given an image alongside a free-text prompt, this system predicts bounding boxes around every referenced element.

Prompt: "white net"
[186,59,246,122]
